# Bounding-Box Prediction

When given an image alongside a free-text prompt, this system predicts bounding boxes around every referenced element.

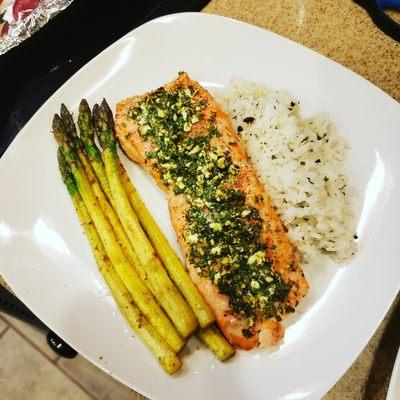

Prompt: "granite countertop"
[1,1,399,399]
[203,1,400,399]
[204,0,400,103]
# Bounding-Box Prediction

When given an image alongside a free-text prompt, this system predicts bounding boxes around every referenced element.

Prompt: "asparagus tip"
[100,99,114,130]
[93,103,100,114]
[79,99,91,115]
[60,103,69,118]
[52,113,75,150]
[60,103,77,136]
[92,103,101,131]
[78,99,93,139]
[100,98,111,112]
[52,114,65,143]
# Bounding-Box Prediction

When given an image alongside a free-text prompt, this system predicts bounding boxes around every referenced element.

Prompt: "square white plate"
[0,13,399,400]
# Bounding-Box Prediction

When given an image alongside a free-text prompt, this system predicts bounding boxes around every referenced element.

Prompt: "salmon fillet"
[115,73,309,349]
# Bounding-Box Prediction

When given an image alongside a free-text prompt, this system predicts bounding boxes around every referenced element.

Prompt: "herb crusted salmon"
[114,72,309,349]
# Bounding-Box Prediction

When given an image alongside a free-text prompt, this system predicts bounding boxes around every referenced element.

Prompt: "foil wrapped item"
[0,0,73,55]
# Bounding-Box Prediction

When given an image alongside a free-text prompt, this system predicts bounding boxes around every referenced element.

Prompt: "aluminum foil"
[0,0,73,55]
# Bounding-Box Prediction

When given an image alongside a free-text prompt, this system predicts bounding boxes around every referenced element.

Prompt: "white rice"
[215,79,357,263]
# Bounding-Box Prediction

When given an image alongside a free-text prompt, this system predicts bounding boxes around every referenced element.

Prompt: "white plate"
[0,12,399,400]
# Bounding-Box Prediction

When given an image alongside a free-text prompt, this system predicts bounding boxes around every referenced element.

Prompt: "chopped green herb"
[243,116,255,124]
[242,329,253,338]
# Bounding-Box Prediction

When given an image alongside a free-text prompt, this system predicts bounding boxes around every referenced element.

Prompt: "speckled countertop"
[204,0,400,102]
[1,1,399,399]
[203,1,400,399]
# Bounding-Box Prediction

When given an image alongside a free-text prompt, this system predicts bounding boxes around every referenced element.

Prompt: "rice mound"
[215,79,357,262]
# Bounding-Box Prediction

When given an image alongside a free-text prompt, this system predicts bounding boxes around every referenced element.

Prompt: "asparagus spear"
[53,115,184,353]
[76,100,112,200]
[93,102,198,339]
[198,325,235,362]
[57,149,181,374]
[118,162,215,328]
